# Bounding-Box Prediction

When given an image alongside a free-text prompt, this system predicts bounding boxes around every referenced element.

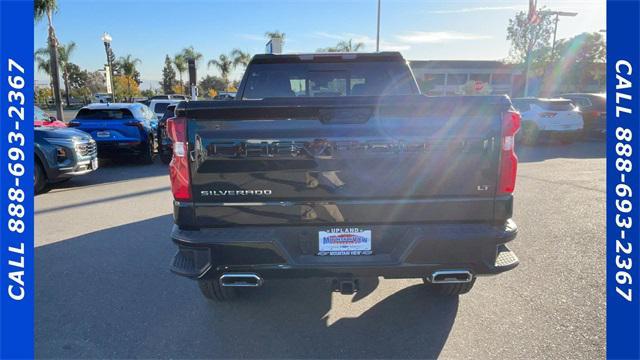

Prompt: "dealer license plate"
[318,227,372,256]
[96,131,110,138]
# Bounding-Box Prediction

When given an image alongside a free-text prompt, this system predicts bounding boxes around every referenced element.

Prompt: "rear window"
[162,105,176,119]
[589,95,606,110]
[537,100,575,111]
[34,107,48,121]
[75,108,134,120]
[511,100,532,112]
[242,62,418,99]
[153,102,170,114]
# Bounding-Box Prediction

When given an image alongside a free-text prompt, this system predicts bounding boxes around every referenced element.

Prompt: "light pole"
[376,0,381,52]
[530,10,577,96]
[541,10,578,63]
[101,32,116,100]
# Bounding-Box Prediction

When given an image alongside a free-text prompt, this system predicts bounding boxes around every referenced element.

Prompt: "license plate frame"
[318,227,372,256]
[91,158,99,170]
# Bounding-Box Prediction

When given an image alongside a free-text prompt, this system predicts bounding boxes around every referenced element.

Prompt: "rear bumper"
[539,129,582,139]
[96,140,144,154]
[170,220,518,280]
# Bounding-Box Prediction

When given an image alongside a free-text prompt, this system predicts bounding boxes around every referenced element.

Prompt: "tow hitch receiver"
[332,278,360,295]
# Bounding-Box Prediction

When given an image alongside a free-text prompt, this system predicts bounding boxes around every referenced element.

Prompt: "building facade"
[409,60,525,97]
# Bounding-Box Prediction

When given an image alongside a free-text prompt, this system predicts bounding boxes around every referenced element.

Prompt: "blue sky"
[34,0,605,89]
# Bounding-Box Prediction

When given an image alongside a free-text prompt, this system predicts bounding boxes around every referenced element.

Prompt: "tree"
[66,63,86,90]
[198,75,226,96]
[57,41,77,106]
[161,55,177,94]
[208,54,233,87]
[35,87,52,106]
[117,55,141,101]
[551,32,607,92]
[35,47,54,95]
[265,30,285,41]
[318,39,365,52]
[141,89,155,98]
[171,84,183,95]
[180,46,203,94]
[34,0,64,120]
[231,49,251,70]
[173,54,187,94]
[506,8,554,95]
[65,63,93,104]
[181,46,203,64]
[114,75,140,101]
[107,46,119,75]
[83,70,107,97]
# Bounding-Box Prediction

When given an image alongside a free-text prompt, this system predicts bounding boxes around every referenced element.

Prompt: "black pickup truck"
[168,52,521,301]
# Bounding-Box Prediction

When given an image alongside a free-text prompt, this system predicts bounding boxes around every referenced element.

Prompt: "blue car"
[70,103,158,163]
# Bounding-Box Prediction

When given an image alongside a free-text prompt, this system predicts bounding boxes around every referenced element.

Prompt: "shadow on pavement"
[517,140,605,163]
[36,215,457,359]
[43,159,169,194]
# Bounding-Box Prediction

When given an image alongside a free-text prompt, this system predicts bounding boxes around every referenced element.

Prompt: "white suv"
[149,99,183,120]
[512,98,584,144]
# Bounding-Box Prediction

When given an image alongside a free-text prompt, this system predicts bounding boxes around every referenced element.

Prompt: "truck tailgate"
[180,96,511,226]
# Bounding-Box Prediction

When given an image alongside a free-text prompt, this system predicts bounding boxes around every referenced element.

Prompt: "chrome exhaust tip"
[430,270,473,284]
[219,273,264,287]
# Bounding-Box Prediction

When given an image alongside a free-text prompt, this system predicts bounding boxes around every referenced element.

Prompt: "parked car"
[34,106,66,128]
[168,52,520,301]
[213,92,236,100]
[149,98,182,120]
[149,94,189,101]
[34,126,98,193]
[157,103,177,164]
[93,93,113,103]
[559,93,606,135]
[69,103,157,163]
[511,97,583,144]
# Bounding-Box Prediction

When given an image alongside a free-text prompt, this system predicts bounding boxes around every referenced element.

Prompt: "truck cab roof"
[250,52,406,64]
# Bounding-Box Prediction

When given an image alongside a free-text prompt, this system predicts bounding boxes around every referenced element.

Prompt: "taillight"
[166,117,191,201]
[498,111,521,195]
[125,120,144,128]
[539,112,557,118]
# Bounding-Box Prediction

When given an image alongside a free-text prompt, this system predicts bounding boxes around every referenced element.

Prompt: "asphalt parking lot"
[35,140,605,359]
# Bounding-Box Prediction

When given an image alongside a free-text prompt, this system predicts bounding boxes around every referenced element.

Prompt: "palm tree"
[173,54,186,94]
[208,54,233,88]
[180,46,203,95]
[318,39,365,52]
[231,49,251,70]
[117,55,141,101]
[118,54,141,77]
[337,39,365,52]
[35,47,54,98]
[34,0,64,120]
[57,41,76,106]
[265,30,286,44]
[181,46,203,64]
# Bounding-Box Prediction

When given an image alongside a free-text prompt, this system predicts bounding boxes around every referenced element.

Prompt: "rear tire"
[160,147,172,164]
[139,138,154,164]
[518,121,540,146]
[34,160,46,194]
[422,278,476,296]
[198,279,237,301]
